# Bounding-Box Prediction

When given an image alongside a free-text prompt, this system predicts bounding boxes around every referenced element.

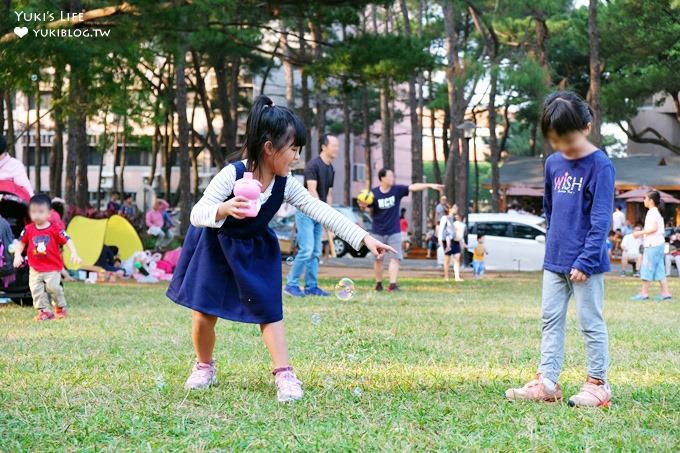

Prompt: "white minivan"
[467,213,547,271]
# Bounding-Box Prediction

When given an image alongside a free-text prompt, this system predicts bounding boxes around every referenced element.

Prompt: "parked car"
[331,205,372,258]
[466,213,546,271]
[270,205,372,259]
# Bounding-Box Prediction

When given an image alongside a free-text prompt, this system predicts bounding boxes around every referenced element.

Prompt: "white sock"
[542,377,557,392]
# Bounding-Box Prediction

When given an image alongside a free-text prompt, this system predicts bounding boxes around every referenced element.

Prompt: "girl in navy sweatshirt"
[506,91,614,408]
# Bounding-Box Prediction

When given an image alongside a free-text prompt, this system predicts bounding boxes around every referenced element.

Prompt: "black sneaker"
[375,282,383,292]
[387,283,400,292]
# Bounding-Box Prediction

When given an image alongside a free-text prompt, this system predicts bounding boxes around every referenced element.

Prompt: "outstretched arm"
[409,183,444,193]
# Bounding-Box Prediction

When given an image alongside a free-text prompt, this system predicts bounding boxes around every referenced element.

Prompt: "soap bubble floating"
[353,387,363,397]
[311,313,321,326]
[334,278,355,301]
[285,256,295,266]
[155,374,166,390]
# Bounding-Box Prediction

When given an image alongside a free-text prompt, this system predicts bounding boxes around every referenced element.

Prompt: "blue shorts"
[640,244,666,281]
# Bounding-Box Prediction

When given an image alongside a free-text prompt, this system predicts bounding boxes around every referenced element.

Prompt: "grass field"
[1,275,679,451]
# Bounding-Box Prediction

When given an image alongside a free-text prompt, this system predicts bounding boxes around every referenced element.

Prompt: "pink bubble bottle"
[233,172,262,217]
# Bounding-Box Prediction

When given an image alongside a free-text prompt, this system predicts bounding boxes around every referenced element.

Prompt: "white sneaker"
[184,361,217,390]
[275,370,303,402]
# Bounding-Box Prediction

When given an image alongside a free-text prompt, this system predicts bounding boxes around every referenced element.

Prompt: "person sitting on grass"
[12,194,82,321]
[506,91,614,408]
[620,223,643,276]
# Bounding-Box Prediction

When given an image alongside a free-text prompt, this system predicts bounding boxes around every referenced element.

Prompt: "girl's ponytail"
[239,95,306,173]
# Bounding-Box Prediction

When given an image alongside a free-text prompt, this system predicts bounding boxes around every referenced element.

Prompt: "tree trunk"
[214,55,234,160]
[3,91,14,155]
[443,0,463,206]
[399,0,423,246]
[96,114,107,210]
[111,118,119,192]
[149,95,161,196]
[228,59,240,157]
[191,51,223,167]
[343,84,352,205]
[429,73,442,185]
[300,19,312,163]
[362,85,372,187]
[281,28,294,107]
[49,70,64,196]
[533,14,552,157]
[310,22,325,152]
[163,111,173,199]
[175,31,191,236]
[66,71,88,209]
[34,81,42,192]
[118,114,127,195]
[190,93,199,202]
[588,0,602,148]
[379,83,393,169]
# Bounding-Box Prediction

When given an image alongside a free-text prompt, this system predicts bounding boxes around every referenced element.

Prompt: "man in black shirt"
[285,134,338,297]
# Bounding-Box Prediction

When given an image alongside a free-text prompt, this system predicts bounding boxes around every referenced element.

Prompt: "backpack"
[0,217,15,277]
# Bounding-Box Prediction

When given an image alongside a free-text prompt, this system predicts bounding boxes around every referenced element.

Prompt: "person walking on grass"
[630,191,672,301]
[358,168,443,292]
[285,133,338,298]
[439,206,465,282]
[166,96,393,402]
[13,194,81,321]
[506,91,614,408]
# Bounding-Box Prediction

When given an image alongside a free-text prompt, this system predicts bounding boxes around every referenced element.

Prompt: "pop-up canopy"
[63,214,143,270]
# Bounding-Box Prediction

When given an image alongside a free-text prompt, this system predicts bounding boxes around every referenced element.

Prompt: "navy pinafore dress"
[167,161,286,324]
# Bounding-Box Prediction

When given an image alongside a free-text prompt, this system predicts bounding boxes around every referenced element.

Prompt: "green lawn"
[1,275,679,451]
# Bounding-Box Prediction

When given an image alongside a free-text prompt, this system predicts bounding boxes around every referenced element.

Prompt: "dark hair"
[51,199,64,218]
[647,190,662,210]
[29,193,51,208]
[112,191,120,197]
[378,168,392,181]
[0,134,6,154]
[241,95,306,173]
[320,133,335,148]
[608,230,616,237]
[541,91,593,137]
[635,223,644,228]
[400,208,406,218]
[477,234,486,240]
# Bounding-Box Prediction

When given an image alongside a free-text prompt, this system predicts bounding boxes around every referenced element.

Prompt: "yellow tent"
[63,214,143,270]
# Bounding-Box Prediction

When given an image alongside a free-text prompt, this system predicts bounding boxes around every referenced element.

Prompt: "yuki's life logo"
[554,171,584,194]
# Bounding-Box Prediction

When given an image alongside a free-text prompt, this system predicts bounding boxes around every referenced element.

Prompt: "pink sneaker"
[274,368,303,402]
[184,361,217,390]
[568,379,612,408]
[505,373,563,403]
[34,310,55,321]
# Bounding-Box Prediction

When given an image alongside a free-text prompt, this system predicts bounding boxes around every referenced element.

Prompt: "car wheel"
[12,297,33,307]
[334,238,347,257]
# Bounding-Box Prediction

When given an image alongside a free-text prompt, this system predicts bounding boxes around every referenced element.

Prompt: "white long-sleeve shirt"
[190,161,367,251]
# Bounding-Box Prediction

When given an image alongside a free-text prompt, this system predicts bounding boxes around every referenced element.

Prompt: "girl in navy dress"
[167,96,393,402]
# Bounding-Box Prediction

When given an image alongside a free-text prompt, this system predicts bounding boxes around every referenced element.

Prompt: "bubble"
[323,377,334,389]
[285,256,295,266]
[155,374,166,390]
[346,353,356,362]
[311,313,321,326]
[353,387,363,397]
[334,278,355,301]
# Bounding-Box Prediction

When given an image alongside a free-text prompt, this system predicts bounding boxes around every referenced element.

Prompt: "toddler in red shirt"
[13,194,81,321]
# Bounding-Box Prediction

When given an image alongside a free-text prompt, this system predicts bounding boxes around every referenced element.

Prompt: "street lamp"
[456,120,476,267]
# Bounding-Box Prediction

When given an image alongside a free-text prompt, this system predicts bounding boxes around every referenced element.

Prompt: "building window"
[25,147,50,166]
[352,163,365,182]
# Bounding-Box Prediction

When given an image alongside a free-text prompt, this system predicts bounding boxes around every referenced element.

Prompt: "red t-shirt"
[19,222,70,272]
[400,217,409,233]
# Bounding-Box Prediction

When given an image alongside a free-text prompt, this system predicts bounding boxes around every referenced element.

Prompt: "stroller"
[0,180,32,306]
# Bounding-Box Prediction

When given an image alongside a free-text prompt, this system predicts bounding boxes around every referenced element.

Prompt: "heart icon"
[14,26,28,38]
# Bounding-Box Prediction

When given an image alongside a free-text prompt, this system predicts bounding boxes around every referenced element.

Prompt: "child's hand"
[218,196,251,220]
[13,255,23,268]
[363,235,396,260]
[71,254,82,265]
[570,268,588,282]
